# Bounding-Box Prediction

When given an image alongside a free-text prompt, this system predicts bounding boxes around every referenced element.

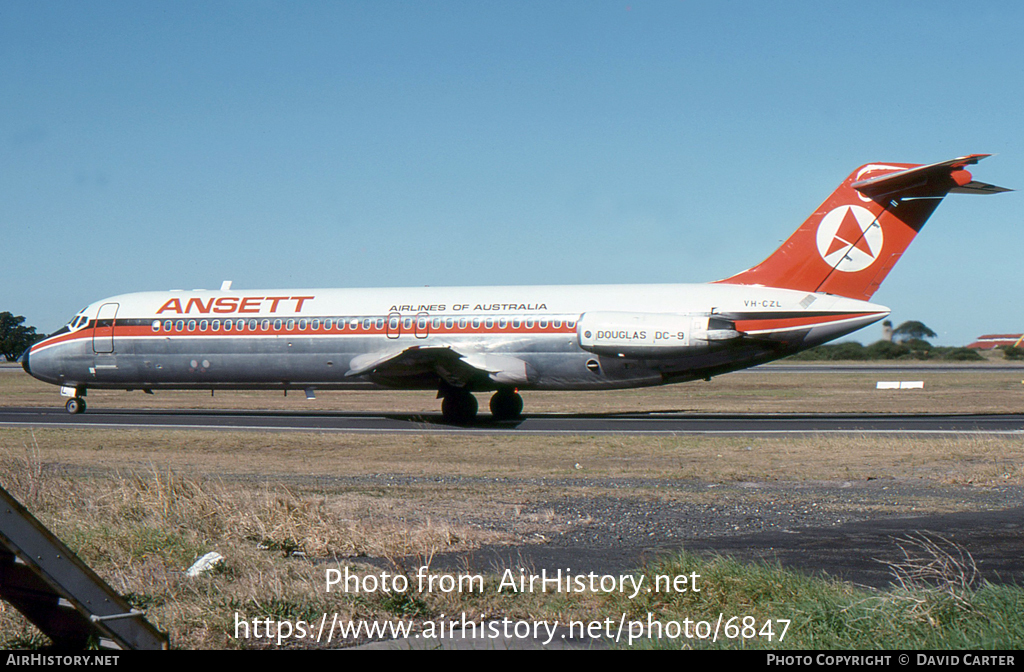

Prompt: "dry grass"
[0,441,512,648]
[3,427,1022,487]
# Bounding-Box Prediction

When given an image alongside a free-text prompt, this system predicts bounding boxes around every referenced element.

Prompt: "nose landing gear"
[65,397,86,414]
[61,386,87,414]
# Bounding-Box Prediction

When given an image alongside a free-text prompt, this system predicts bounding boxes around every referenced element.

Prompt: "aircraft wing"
[346,345,533,387]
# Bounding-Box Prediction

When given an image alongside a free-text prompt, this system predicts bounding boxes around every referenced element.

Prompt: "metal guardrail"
[0,484,169,650]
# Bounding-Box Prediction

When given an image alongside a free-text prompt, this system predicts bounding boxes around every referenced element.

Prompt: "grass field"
[1,366,1022,649]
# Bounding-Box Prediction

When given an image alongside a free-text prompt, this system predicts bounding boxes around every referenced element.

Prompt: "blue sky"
[3,1,1021,344]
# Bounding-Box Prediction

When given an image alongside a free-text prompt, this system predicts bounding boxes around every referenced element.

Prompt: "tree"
[891,320,937,344]
[881,320,894,342]
[0,312,43,362]
[1003,346,1024,360]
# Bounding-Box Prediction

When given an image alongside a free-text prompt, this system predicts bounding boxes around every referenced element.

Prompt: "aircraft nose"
[18,347,30,375]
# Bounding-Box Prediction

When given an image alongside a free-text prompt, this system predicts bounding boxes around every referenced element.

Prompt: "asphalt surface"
[412,506,1024,590]
[2,406,1023,435]
[342,475,1024,590]
[347,478,1024,649]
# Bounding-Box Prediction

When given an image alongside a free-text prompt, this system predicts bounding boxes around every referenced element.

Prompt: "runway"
[1,406,1022,435]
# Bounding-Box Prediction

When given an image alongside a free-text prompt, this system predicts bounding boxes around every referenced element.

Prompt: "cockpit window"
[67,309,89,330]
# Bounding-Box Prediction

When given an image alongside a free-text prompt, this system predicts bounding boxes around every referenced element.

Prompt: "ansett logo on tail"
[815,205,882,272]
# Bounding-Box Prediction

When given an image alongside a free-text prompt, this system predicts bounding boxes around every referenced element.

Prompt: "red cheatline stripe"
[31,320,578,352]
[734,312,879,333]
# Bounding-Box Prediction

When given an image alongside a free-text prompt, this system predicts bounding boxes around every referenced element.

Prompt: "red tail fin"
[717,154,1007,300]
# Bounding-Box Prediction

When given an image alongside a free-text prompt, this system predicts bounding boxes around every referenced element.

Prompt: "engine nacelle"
[577,311,741,359]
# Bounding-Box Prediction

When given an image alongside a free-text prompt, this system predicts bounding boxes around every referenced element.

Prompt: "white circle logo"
[815,205,883,272]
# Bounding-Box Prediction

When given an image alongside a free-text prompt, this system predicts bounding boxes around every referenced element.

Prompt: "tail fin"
[717,154,1009,300]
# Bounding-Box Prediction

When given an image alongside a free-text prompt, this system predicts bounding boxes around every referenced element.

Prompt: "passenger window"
[224,320,233,332]
[433,318,441,329]
[274,319,282,331]
[552,319,561,329]
[512,318,521,329]
[236,319,245,331]
[445,317,453,329]
[287,319,295,331]
[403,318,412,329]
[539,319,548,329]
[151,320,161,332]
[498,318,507,329]
[212,320,221,331]
[299,319,307,331]
[248,320,257,331]
[187,320,197,331]
[363,318,371,330]
[312,319,320,330]
[163,320,173,332]
[261,319,270,331]
[376,318,384,329]
[200,320,209,331]
[472,317,480,329]
[175,320,185,332]
[325,318,333,330]
[526,319,534,329]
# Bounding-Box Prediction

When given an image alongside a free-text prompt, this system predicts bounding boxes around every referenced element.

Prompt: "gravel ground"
[349,476,1024,589]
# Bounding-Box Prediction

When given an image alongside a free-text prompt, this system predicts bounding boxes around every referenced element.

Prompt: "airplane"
[20,154,1008,423]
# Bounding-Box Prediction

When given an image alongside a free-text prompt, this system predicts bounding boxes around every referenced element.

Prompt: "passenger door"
[92,303,119,354]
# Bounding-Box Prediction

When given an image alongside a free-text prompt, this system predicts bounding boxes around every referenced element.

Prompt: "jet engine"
[577,311,742,358]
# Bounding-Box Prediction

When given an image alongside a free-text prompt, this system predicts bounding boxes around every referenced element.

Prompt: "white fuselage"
[24,282,888,393]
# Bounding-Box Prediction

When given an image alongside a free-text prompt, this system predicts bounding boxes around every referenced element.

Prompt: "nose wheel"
[65,398,86,414]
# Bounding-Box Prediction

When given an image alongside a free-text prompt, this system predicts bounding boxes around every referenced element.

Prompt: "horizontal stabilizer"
[950,180,1013,195]
[852,154,1009,198]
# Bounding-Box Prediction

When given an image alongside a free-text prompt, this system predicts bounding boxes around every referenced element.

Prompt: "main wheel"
[65,397,86,414]
[489,390,523,421]
[441,391,478,424]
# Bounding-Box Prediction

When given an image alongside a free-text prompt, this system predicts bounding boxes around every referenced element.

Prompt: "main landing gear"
[440,388,478,424]
[489,388,524,421]
[438,386,524,424]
